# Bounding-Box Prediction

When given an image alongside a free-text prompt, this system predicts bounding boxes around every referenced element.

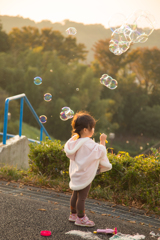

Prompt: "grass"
[21,121,54,141]
[0,121,55,142]
[0,165,70,192]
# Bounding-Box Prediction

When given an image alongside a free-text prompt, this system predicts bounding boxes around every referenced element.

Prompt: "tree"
[92,39,138,78]
[0,22,10,52]
[129,47,160,91]
[9,26,40,52]
[9,26,88,63]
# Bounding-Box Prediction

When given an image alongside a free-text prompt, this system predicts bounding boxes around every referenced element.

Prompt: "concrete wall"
[0,135,30,169]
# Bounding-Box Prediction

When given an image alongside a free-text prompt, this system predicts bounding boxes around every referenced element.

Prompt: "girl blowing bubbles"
[64,111,112,227]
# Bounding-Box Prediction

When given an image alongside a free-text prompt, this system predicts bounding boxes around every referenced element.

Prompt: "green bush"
[28,138,69,179]
[92,151,160,210]
[28,140,160,212]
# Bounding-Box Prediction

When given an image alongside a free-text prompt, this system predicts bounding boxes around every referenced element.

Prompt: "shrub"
[28,140,160,212]
[28,138,69,179]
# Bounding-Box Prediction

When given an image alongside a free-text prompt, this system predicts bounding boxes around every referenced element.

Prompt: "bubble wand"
[94,227,117,235]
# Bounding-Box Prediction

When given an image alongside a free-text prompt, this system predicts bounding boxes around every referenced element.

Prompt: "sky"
[0,0,160,29]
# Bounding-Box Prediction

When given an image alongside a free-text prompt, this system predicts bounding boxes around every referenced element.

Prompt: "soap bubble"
[100,74,118,90]
[108,79,118,90]
[108,10,155,55]
[125,10,155,43]
[100,74,112,87]
[44,93,52,102]
[60,107,74,121]
[129,31,148,43]
[108,13,126,32]
[50,69,53,72]
[39,115,47,123]
[66,27,77,35]
[76,88,79,91]
[109,27,131,55]
[34,76,42,85]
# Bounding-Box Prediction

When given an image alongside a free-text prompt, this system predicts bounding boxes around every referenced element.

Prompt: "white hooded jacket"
[64,136,112,191]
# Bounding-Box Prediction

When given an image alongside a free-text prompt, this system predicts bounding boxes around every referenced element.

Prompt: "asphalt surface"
[0,181,159,240]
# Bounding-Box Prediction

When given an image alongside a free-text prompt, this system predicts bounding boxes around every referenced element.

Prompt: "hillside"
[1,15,160,63]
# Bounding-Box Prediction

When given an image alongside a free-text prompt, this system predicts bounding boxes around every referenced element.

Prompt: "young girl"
[64,111,112,227]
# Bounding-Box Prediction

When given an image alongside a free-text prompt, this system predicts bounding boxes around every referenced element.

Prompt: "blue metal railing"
[0,132,40,144]
[2,93,51,145]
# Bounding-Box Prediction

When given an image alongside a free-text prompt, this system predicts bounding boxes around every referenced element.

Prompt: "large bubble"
[109,27,131,55]
[66,27,77,35]
[124,10,155,43]
[60,107,74,121]
[34,76,42,85]
[109,10,155,55]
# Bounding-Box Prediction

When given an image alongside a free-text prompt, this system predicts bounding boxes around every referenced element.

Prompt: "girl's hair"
[71,111,96,137]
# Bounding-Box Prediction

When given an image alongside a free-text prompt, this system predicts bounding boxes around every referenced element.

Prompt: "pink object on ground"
[40,230,51,236]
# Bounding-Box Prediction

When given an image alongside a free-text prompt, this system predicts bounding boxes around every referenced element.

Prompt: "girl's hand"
[100,133,107,146]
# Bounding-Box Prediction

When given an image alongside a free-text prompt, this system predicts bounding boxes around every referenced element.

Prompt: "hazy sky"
[0,0,160,29]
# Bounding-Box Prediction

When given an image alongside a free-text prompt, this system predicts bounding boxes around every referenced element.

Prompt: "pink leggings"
[70,183,91,218]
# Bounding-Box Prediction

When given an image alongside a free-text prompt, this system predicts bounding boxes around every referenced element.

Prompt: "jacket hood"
[64,136,89,161]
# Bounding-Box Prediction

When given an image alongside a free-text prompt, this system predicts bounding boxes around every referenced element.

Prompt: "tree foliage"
[0,24,160,142]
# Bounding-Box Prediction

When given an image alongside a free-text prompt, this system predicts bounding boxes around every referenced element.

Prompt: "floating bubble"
[66,27,77,35]
[108,79,118,90]
[125,10,155,43]
[140,146,143,150]
[108,13,126,32]
[129,31,148,43]
[60,107,74,121]
[76,88,79,91]
[60,111,68,121]
[100,74,118,90]
[50,69,53,72]
[44,93,52,102]
[34,76,42,85]
[39,115,47,123]
[100,74,112,87]
[109,27,131,55]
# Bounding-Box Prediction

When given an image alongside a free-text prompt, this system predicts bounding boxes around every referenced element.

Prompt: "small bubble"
[76,88,79,91]
[66,27,77,35]
[126,140,129,144]
[44,93,52,102]
[34,76,42,85]
[60,107,74,121]
[140,146,143,150]
[50,69,53,72]
[39,115,47,124]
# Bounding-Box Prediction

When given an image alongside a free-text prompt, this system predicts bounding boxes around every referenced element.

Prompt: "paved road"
[0,181,159,240]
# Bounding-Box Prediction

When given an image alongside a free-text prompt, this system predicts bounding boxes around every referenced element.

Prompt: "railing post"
[19,97,24,137]
[3,99,9,145]
[40,127,43,142]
